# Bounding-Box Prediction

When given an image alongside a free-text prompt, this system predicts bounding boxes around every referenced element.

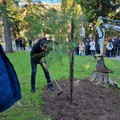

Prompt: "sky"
[36,0,61,3]
[19,0,61,3]
[19,0,61,6]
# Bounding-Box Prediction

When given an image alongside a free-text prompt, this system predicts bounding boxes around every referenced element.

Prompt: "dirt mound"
[41,79,120,120]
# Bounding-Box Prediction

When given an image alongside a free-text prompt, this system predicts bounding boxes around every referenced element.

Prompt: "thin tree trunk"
[69,18,75,105]
[69,50,74,105]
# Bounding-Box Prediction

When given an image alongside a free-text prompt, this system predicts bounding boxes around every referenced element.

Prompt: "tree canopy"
[75,0,120,23]
[0,0,119,52]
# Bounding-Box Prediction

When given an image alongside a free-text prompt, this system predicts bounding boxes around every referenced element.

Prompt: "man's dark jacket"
[0,44,22,112]
[31,38,52,63]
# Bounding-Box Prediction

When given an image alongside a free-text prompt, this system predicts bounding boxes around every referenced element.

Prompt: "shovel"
[50,74,64,96]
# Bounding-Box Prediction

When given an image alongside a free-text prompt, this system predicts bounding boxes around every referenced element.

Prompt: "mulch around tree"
[41,79,120,120]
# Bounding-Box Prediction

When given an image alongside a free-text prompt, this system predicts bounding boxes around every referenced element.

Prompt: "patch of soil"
[41,79,120,120]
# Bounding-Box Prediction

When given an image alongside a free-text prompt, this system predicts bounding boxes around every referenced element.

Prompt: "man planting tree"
[30,34,54,93]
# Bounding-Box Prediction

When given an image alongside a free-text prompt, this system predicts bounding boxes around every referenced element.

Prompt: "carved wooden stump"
[89,55,119,88]
[89,71,114,86]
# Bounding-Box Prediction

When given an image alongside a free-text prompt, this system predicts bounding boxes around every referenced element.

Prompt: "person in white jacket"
[106,41,113,57]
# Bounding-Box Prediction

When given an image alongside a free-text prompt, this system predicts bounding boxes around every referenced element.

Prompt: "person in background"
[28,39,32,49]
[111,37,117,58]
[15,37,20,50]
[30,34,54,93]
[78,39,85,56]
[19,38,23,50]
[74,43,79,55]
[116,36,120,56]
[22,38,26,50]
[103,37,108,56]
[106,39,113,58]
[85,38,90,55]
[90,38,95,56]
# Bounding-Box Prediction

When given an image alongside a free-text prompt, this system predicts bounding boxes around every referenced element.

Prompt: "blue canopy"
[0,44,22,112]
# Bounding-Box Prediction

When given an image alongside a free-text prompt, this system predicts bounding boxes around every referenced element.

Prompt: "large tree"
[0,0,29,52]
[75,0,120,22]
[0,0,13,52]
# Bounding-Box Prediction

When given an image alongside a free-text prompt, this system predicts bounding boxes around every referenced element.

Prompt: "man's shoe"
[48,83,54,91]
[31,88,36,93]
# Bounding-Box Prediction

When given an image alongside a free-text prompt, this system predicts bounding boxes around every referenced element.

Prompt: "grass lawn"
[0,51,120,120]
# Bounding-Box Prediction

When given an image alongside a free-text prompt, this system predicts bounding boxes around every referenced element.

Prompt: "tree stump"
[89,71,114,86]
[89,54,119,88]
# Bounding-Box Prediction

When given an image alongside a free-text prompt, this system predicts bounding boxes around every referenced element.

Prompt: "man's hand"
[40,44,47,50]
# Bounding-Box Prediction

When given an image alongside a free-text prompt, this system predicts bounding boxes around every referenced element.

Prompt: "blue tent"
[0,44,22,112]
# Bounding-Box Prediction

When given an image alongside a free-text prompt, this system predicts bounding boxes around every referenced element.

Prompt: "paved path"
[1,43,30,51]
[109,56,120,61]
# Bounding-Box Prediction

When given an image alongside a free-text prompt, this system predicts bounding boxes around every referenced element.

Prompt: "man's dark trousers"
[31,58,51,89]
